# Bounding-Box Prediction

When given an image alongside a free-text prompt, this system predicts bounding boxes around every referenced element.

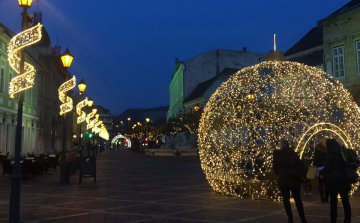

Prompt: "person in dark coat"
[313,134,328,202]
[273,140,307,223]
[320,139,351,223]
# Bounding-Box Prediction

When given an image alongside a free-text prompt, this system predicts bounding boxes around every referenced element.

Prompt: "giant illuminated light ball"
[198,61,360,199]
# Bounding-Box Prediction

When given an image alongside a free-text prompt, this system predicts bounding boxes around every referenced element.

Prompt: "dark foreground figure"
[273,140,307,223]
[321,139,352,223]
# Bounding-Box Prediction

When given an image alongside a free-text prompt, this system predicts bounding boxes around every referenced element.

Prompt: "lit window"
[332,46,345,78]
[357,41,360,75]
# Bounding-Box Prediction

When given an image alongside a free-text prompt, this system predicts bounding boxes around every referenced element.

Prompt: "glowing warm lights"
[198,61,360,200]
[8,23,42,98]
[76,97,88,124]
[78,79,87,94]
[87,97,94,107]
[58,76,76,115]
[146,118,150,123]
[60,48,74,68]
[111,134,131,148]
[18,0,33,7]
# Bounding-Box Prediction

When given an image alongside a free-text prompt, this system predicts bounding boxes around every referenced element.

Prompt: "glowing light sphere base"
[198,61,360,199]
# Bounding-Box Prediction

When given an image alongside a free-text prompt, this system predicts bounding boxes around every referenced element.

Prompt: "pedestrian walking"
[273,140,307,223]
[320,139,351,223]
[313,134,329,202]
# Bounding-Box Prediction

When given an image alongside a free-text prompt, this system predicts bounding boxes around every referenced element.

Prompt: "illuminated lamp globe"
[198,61,360,200]
[87,97,93,107]
[78,79,87,94]
[61,48,74,68]
[18,0,33,7]
[146,118,150,123]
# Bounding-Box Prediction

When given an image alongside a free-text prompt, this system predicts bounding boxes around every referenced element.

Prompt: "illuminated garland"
[58,76,76,115]
[92,120,102,133]
[198,61,360,200]
[8,23,42,98]
[76,97,88,124]
[87,114,99,130]
[85,109,97,128]
[99,123,109,140]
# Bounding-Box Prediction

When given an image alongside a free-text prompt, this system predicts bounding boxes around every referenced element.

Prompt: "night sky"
[0,0,350,115]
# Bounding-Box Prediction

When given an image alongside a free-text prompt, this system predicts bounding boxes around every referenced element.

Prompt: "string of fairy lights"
[8,23,42,98]
[198,61,360,200]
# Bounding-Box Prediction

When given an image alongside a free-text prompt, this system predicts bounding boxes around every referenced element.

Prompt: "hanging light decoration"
[8,23,42,98]
[58,76,76,115]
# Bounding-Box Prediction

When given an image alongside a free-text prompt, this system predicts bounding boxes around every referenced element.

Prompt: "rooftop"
[284,26,323,56]
[183,67,239,103]
[319,0,360,22]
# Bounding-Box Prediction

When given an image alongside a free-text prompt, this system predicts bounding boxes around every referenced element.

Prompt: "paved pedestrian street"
[0,150,360,223]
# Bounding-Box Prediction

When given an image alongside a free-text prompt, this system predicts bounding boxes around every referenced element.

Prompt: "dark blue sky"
[0,0,349,115]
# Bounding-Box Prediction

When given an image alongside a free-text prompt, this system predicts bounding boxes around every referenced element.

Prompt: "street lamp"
[127,117,131,126]
[9,0,39,222]
[87,97,93,107]
[18,0,33,7]
[78,79,86,95]
[60,48,74,68]
[59,48,74,186]
[146,118,150,148]
[77,80,87,146]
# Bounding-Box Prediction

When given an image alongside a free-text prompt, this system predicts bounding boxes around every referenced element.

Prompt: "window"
[0,68,4,93]
[357,41,360,75]
[332,46,345,78]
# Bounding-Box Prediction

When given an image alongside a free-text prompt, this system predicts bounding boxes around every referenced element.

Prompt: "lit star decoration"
[58,76,76,115]
[8,23,42,98]
[76,97,88,124]
[198,61,360,200]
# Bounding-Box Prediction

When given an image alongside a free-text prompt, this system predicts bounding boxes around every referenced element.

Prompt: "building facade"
[318,0,360,87]
[168,48,267,118]
[286,0,360,88]
[0,17,73,157]
[0,23,41,157]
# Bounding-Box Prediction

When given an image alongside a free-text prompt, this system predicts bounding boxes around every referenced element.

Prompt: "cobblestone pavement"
[0,149,360,223]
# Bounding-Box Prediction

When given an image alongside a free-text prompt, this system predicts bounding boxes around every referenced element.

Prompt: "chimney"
[216,62,220,76]
[54,46,61,56]
[216,50,220,75]
[33,11,42,24]
[243,47,247,52]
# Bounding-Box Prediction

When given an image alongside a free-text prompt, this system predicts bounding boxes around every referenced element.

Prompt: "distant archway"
[111,134,131,148]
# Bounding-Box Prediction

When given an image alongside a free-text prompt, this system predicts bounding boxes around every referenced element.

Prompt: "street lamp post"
[86,97,93,146]
[59,48,74,185]
[127,117,131,127]
[9,1,36,222]
[77,79,87,146]
[146,118,150,149]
